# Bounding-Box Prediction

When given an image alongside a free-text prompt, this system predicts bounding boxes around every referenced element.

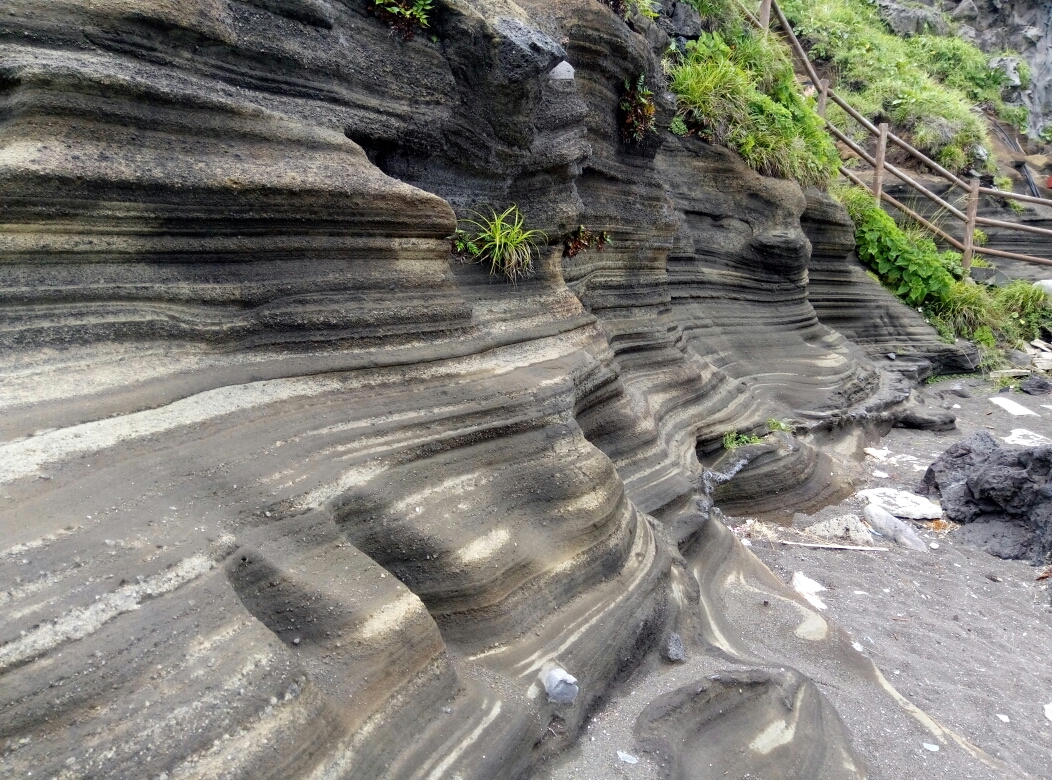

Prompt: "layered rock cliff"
[0,2,995,779]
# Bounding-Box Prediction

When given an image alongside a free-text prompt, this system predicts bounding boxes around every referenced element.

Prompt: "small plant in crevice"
[669,115,690,136]
[369,0,434,39]
[722,430,764,450]
[602,0,658,20]
[455,205,547,282]
[620,73,657,145]
[766,418,792,433]
[563,225,612,258]
[449,228,479,259]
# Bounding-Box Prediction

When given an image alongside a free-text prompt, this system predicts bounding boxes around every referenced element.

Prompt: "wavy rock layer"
[0,1,969,778]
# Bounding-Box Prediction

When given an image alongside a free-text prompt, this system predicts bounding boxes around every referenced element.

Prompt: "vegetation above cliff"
[666,4,839,186]
[838,186,1052,363]
[780,0,1026,172]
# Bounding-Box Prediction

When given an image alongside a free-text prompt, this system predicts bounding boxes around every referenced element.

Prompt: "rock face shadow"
[634,669,866,780]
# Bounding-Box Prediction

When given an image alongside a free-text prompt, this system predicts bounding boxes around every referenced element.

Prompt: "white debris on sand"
[616,751,638,764]
[863,504,929,552]
[791,571,828,611]
[989,397,1038,416]
[857,488,942,520]
[1002,429,1051,446]
[807,514,874,546]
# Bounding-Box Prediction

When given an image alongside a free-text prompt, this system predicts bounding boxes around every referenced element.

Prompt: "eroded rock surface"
[0,1,979,778]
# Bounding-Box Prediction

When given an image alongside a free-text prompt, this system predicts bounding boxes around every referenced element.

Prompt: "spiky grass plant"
[459,206,547,282]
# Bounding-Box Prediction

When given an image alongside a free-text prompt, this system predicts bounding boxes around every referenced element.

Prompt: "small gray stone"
[665,632,686,662]
[887,352,897,361]
[948,383,971,398]
[1006,349,1031,367]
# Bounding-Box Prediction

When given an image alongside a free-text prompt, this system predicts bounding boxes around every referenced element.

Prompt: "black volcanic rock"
[921,432,1052,562]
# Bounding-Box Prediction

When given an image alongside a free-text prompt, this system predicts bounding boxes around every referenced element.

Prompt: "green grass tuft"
[458,206,547,282]
[666,22,839,186]
[723,430,765,450]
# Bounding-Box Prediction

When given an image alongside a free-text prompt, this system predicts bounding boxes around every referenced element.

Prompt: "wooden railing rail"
[726,0,1052,271]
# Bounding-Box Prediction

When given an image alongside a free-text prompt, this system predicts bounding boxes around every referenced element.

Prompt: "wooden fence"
[737,0,1052,270]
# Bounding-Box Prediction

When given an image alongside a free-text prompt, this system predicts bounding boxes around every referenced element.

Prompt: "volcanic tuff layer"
[0,1,992,778]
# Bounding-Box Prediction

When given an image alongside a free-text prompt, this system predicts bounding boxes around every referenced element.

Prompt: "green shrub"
[669,115,689,136]
[839,186,955,306]
[839,186,1052,355]
[666,26,839,185]
[993,280,1052,344]
[620,74,657,144]
[458,206,547,281]
[603,0,658,19]
[723,430,764,450]
[370,0,433,37]
[1017,60,1032,89]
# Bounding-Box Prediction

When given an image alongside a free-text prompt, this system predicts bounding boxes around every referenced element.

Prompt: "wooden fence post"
[817,79,829,118]
[759,0,772,29]
[872,122,888,206]
[962,178,980,272]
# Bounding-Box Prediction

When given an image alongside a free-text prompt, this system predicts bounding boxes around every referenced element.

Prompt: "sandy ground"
[534,378,1052,780]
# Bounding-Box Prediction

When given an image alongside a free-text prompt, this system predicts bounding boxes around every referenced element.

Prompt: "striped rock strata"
[0,1,975,778]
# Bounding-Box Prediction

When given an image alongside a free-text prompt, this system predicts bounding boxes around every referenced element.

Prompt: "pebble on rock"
[544,667,579,705]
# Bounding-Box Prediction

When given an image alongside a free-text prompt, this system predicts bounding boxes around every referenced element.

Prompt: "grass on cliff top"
[665,4,840,186]
[836,185,1052,366]
[779,0,1027,172]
